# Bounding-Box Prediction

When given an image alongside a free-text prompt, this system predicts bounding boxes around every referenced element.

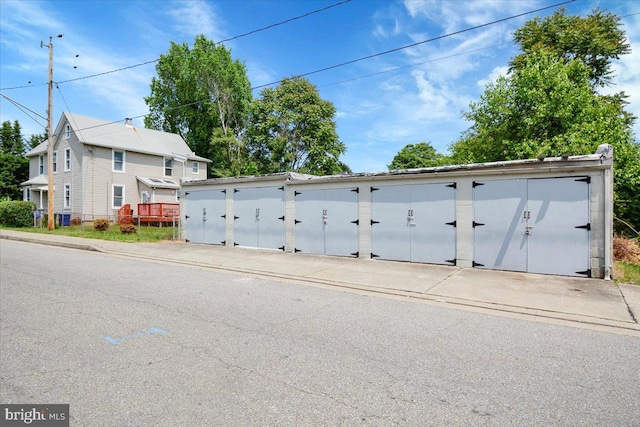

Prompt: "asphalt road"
[1,240,639,426]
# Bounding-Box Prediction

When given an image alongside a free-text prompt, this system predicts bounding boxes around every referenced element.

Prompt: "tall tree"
[511,7,631,87]
[451,9,639,234]
[145,35,252,176]
[388,142,451,170]
[0,120,29,200]
[246,77,349,175]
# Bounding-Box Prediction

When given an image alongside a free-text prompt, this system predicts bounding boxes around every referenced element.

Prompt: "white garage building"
[181,145,613,279]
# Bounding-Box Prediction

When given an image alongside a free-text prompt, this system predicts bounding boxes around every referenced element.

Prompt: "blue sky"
[1,0,638,173]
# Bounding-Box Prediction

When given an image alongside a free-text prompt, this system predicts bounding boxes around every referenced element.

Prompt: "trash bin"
[33,210,42,227]
[58,212,71,226]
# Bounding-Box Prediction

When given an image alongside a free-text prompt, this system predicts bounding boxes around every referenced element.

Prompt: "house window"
[64,148,71,172]
[39,155,44,175]
[112,185,124,209]
[24,187,31,201]
[192,162,199,174]
[52,151,58,173]
[141,191,150,204]
[64,183,71,209]
[65,124,71,139]
[113,150,125,172]
[164,158,173,176]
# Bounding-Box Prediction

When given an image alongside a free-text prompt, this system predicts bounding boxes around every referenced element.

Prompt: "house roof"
[21,175,48,186]
[136,176,180,189]
[26,112,211,163]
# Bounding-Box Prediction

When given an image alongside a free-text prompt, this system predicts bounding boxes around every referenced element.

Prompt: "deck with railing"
[118,203,180,225]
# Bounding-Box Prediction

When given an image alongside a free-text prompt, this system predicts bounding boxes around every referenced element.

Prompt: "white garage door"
[233,186,285,250]
[184,189,226,245]
[295,188,359,256]
[473,177,591,276]
[371,183,457,265]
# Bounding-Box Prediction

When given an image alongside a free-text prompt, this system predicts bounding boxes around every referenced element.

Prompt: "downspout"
[598,144,614,280]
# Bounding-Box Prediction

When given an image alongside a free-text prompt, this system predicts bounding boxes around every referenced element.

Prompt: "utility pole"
[43,35,62,230]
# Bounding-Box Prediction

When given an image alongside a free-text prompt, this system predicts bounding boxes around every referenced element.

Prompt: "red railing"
[117,204,134,224]
[137,203,180,223]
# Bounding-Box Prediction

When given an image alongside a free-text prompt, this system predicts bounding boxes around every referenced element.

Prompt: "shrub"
[0,200,36,227]
[93,218,110,231]
[70,217,81,226]
[119,223,137,234]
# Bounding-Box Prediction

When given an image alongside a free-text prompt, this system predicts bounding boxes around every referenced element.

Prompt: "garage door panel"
[257,187,285,250]
[203,190,226,245]
[324,188,359,257]
[474,179,528,272]
[185,191,207,244]
[233,188,258,248]
[371,185,411,261]
[295,190,325,254]
[527,178,590,276]
[410,184,456,264]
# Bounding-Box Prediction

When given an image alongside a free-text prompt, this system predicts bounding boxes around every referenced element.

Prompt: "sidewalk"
[2,229,639,336]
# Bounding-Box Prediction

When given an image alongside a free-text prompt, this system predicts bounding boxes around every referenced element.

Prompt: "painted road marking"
[104,326,167,345]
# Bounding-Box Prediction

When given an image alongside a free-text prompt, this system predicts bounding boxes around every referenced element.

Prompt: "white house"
[22,112,211,221]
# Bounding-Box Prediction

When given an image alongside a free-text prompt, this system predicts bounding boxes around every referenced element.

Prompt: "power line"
[217,0,351,45]
[0,0,353,91]
[0,93,47,128]
[252,0,576,90]
[318,42,512,88]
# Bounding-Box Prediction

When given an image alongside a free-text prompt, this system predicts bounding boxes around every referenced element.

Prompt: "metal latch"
[202,207,207,222]
[322,209,328,225]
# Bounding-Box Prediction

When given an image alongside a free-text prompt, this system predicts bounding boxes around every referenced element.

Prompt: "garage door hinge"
[234,242,239,246]
[351,188,359,193]
[446,220,457,227]
[185,215,190,219]
[185,239,190,242]
[473,261,484,267]
[278,186,284,191]
[278,216,285,221]
[294,191,301,196]
[445,258,456,265]
[295,248,302,253]
[185,192,190,196]
[371,187,379,192]
[575,269,591,277]
[221,189,226,194]
[234,216,240,220]
[278,246,285,251]
[473,181,485,188]
[295,219,302,224]
[575,223,591,230]
[575,177,591,184]
[371,253,379,258]
[473,221,485,227]
[221,240,226,245]
[371,220,380,225]
[446,183,457,189]
[351,219,359,225]
[351,252,359,257]
[221,214,226,218]
[234,189,239,193]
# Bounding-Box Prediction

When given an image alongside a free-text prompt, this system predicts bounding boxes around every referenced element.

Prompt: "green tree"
[451,9,640,234]
[511,7,631,87]
[246,77,349,175]
[388,142,451,170]
[0,120,29,200]
[145,35,253,176]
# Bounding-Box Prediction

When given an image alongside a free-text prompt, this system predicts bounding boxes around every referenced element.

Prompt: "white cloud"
[477,66,509,88]
[163,0,223,41]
